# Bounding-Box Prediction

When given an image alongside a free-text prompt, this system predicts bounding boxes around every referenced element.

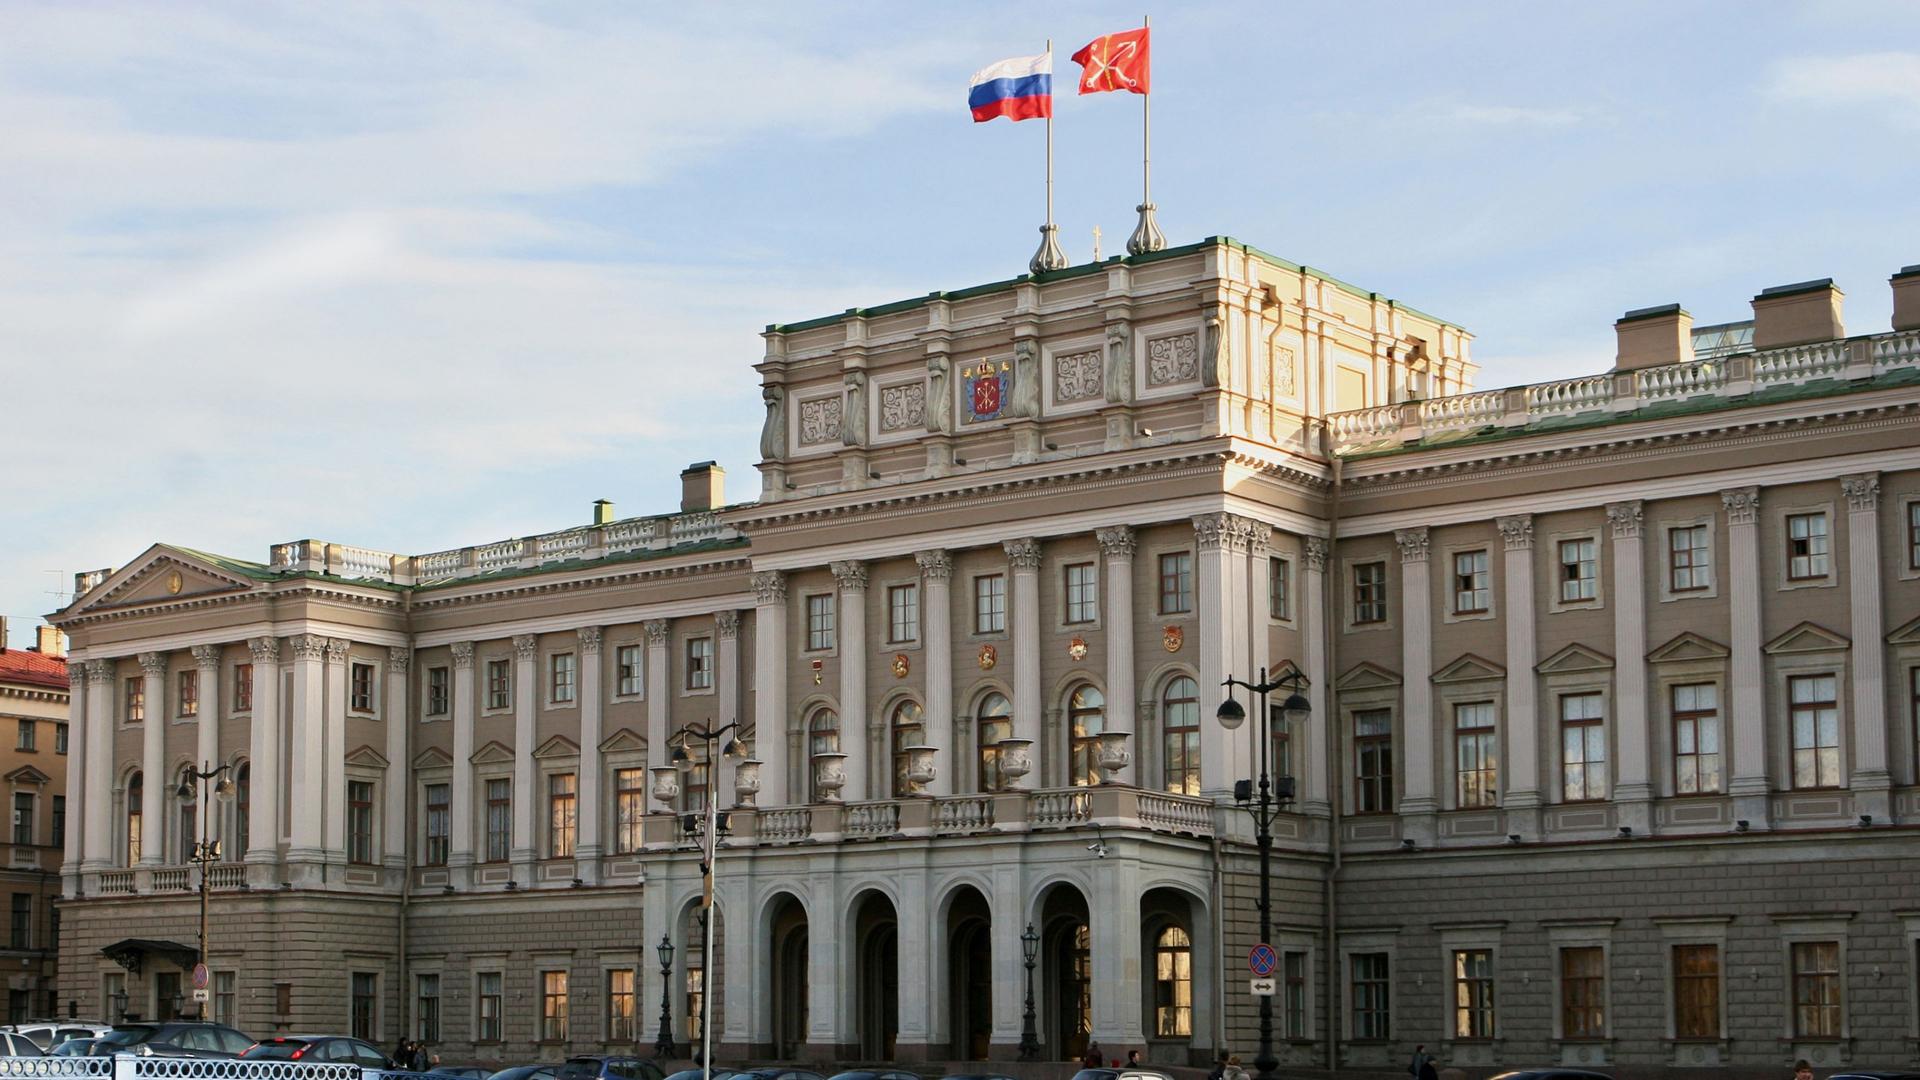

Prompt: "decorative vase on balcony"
[813,752,849,803]
[997,738,1035,786]
[650,766,680,806]
[904,746,938,795]
[1096,730,1133,785]
[734,759,763,807]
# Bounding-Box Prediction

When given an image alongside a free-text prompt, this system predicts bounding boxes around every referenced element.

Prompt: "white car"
[2,1022,111,1052]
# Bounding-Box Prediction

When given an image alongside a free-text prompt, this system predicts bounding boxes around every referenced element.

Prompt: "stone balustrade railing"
[151,867,189,891]
[98,870,135,895]
[1327,327,1920,454]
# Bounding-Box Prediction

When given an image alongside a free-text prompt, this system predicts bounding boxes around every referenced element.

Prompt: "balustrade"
[844,801,901,838]
[933,794,996,834]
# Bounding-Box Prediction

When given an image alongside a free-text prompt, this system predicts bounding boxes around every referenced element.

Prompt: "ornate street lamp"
[1217,669,1305,1080]
[653,933,676,1057]
[1018,922,1042,1061]
[669,723,747,1080]
[175,761,235,1019]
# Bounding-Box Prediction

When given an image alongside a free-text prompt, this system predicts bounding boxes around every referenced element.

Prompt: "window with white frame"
[1909,501,1920,570]
[1283,951,1308,1038]
[541,970,569,1041]
[1353,561,1387,624]
[1453,550,1490,614]
[1454,702,1497,808]
[415,973,441,1042]
[976,693,1012,792]
[606,968,636,1042]
[889,701,924,798]
[807,708,840,801]
[347,780,375,864]
[177,670,199,718]
[1159,552,1193,615]
[1560,692,1607,801]
[1064,563,1098,624]
[548,773,576,858]
[1672,944,1720,1039]
[1559,946,1605,1039]
[1671,683,1722,794]
[974,574,1006,634]
[426,666,449,716]
[806,594,836,651]
[1669,525,1711,592]
[1786,512,1830,581]
[484,779,511,862]
[550,653,577,704]
[1791,941,1841,1037]
[1789,674,1840,789]
[615,768,646,853]
[349,662,374,713]
[1351,953,1390,1040]
[485,659,510,710]
[1355,709,1393,813]
[888,583,920,643]
[1270,556,1291,620]
[476,971,503,1041]
[1559,538,1597,602]
[684,637,713,691]
[616,644,643,697]
[424,784,449,866]
[1162,677,1200,796]
[1453,949,1496,1039]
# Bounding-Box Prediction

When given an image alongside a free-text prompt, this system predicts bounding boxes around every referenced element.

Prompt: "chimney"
[1893,265,1920,332]
[1751,278,1844,350]
[33,626,66,658]
[680,461,725,513]
[591,499,615,527]
[1614,304,1694,370]
[0,616,8,651]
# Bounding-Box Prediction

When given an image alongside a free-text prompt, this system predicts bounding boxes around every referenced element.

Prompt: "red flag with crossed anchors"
[1070,26,1150,95]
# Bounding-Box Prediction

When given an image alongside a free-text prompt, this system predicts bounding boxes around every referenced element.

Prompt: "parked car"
[0,1033,43,1057]
[89,1023,254,1058]
[943,1075,1016,1080]
[726,1070,824,1080]
[1488,1072,1614,1080]
[828,1071,921,1080]
[430,1068,494,1080]
[51,1040,98,1058]
[3,1022,111,1051]
[1068,1070,1173,1080]
[662,1069,736,1080]
[241,1035,394,1068]
[1828,1074,1920,1080]
[555,1057,666,1080]
[485,1067,559,1080]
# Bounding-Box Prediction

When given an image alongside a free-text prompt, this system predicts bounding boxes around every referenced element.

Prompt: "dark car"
[663,1070,736,1080]
[555,1057,667,1080]
[944,1075,1016,1080]
[241,1035,394,1068]
[487,1068,560,1080]
[1828,1074,1920,1080]
[431,1069,494,1080]
[90,1023,254,1058]
[727,1070,824,1080]
[828,1071,921,1080]
[1488,1072,1614,1080]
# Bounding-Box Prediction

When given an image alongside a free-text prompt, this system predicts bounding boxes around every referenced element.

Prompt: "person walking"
[1222,1055,1249,1080]
[1409,1044,1433,1080]
[392,1040,413,1070]
[1206,1052,1228,1080]
[1081,1042,1103,1069]
[1794,1061,1814,1080]
[1126,1050,1142,1068]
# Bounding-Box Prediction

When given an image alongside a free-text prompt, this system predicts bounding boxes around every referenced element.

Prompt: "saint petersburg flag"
[968,52,1052,123]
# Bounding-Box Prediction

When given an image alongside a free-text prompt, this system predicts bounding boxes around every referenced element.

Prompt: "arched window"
[125,772,143,866]
[176,767,198,864]
[976,693,1012,793]
[1067,685,1106,787]
[1154,925,1193,1037]
[234,762,251,857]
[890,701,924,797]
[1162,676,1200,795]
[807,708,840,802]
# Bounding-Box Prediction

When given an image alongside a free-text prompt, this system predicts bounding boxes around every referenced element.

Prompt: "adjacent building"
[0,620,70,1021]
[49,240,1920,1077]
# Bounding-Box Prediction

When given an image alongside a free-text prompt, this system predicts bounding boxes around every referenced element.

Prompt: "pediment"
[470,740,515,766]
[1764,621,1850,655]
[74,545,260,614]
[1335,662,1402,691]
[1537,643,1614,674]
[4,766,50,786]
[1891,612,1920,646]
[345,744,389,769]
[534,735,580,760]
[1433,653,1506,685]
[599,727,647,754]
[1647,631,1730,664]
[412,746,453,770]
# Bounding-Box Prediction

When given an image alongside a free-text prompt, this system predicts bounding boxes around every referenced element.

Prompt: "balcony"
[699,785,1221,847]
[83,864,250,898]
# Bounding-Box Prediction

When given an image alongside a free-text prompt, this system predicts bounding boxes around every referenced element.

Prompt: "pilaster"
[1089,856,1146,1048]
[1395,527,1437,843]
[1496,516,1542,839]
[714,612,741,806]
[286,635,327,874]
[81,660,115,878]
[1194,514,1234,796]
[1096,526,1138,786]
[1607,501,1652,834]
[191,644,220,776]
[1841,474,1891,818]
[645,621,672,783]
[1301,538,1332,816]
[137,651,167,868]
[1723,486,1771,829]
[244,638,281,883]
[322,637,349,867]
[383,646,410,874]
[1004,538,1044,786]
[448,641,476,887]
[576,627,604,882]
[510,633,538,884]
[63,667,88,891]
[916,551,955,797]
[751,572,790,806]
[832,560,870,802]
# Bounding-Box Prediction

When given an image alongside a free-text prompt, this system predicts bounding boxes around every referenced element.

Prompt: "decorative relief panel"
[1052,349,1104,404]
[1146,332,1200,387]
[1272,345,1297,397]
[797,395,843,447]
[878,382,926,433]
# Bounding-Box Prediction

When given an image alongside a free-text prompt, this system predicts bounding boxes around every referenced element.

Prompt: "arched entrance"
[941,885,992,1059]
[1140,887,1208,1061]
[768,893,809,1059]
[852,891,899,1060]
[1038,883,1092,1061]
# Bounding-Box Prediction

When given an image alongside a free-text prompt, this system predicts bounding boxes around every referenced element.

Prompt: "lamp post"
[669,722,747,1080]
[653,933,676,1057]
[1018,922,1041,1061]
[1216,668,1306,1080]
[173,761,235,1020]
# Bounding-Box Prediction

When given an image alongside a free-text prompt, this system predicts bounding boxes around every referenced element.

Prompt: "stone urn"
[650,766,680,806]
[997,738,1035,786]
[904,746,938,795]
[734,759,763,807]
[1097,730,1133,784]
[812,752,849,803]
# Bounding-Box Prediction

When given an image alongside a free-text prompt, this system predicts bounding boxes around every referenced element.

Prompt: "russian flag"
[968,52,1052,123]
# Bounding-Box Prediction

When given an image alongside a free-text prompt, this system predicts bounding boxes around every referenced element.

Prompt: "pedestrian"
[1420,1056,1439,1080]
[1794,1061,1814,1080]
[1207,1052,1228,1080]
[412,1044,431,1072]
[392,1040,412,1070]
[428,1054,441,1071]
[1081,1042,1103,1069]
[1408,1044,1432,1079]
[1222,1055,1249,1080]
[1126,1050,1142,1068]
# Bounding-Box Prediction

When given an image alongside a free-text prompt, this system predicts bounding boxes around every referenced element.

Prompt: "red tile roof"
[0,649,68,691]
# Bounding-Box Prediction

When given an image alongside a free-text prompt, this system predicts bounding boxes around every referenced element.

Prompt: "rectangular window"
[1669,525,1710,592]
[541,970,569,1042]
[1559,538,1597,602]
[1063,563,1098,624]
[1673,944,1720,1039]
[550,653,577,704]
[1560,946,1605,1039]
[213,971,236,1027]
[350,972,377,1040]
[974,574,1006,634]
[350,662,374,713]
[125,677,144,723]
[1353,561,1388,624]
[233,663,253,712]
[1910,501,1920,570]
[1270,556,1291,620]
[424,785,450,866]
[177,669,198,718]
[549,773,576,858]
[806,594,836,651]
[1355,709,1394,814]
[1560,692,1607,801]
[1453,549,1490,613]
[485,779,511,862]
[13,721,31,753]
[415,973,441,1043]
[685,963,704,1042]
[1454,702,1497,808]
[1672,683,1722,794]
[8,895,28,949]
[55,723,68,755]
[1453,948,1495,1039]
[1351,953,1390,1041]
[616,644,644,696]
[485,659,510,710]
[684,638,713,691]
[347,780,374,865]
[477,972,503,1042]
[11,794,32,847]
[888,583,920,643]
[615,768,645,854]
[51,796,64,848]
[1786,512,1830,580]
[426,667,450,716]
[1159,552,1193,615]
[607,969,636,1042]
[1283,951,1307,1038]
[1791,941,1841,1037]
[1789,674,1840,789]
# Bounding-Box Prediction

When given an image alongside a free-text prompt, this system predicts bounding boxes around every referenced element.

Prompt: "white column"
[383,646,410,873]
[63,666,88,889]
[807,870,843,1051]
[988,862,1027,1050]
[916,552,955,797]
[1090,857,1146,1045]
[1722,487,1770,828]
[1395,528,1437,842]
[576,627,604,883]
[510,633,538,883]
[644,620,671,772]
[1003,539,1044,786]
[751,573,790,806]
[1194,515,1234,795]
[191,645,220,772]
[82,661,115,874]
[717,871,755,1050]
[244,638,281,876]
[1238,520,1269,784]
[448,642,476,885]
[1097,527,1138,786]
[831,561,870,802]
[323,638,349,865]
[1607,502,1653,832]
[1841,474,1892,818]
[715,612,741,805]
[1301,539,1332,816]
[287,635,327,865]
[894,868,934,1052]
[137,651,167,867]
[1496,516,1542,839]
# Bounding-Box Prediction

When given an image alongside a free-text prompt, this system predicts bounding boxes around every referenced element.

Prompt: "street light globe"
[1216,696,1247,730]
[722,736,747,760]
[213,777,237,803]
[1020,922,1040,963]
[1280,691,1311,725]
[174,780,194,801]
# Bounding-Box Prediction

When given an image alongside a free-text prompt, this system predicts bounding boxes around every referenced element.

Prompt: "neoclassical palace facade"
[52,241,1920,1077]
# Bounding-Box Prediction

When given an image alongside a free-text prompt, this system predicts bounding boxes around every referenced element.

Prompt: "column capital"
[751,570,788,605]
[643,619,671,647]
[577,626,604,653]
[84,658,116,686]
[1239,518,1272,555]
[248,637,280,666]
[1003,537,1043,570]
[1094,526,1136,560]
[289,635,327,661]
[1841,472,1880,513]
[387,645,412,674]
[191,644,222,670]
[714,611,740,641]
[512,634,539,661]
[1606,500,1645,539]
[1394,527,1430,564]
[1496,514,1534,551]
[450,641,475,669]
[831,560,869,591]
[1192,513,1231,552]
[1304,537,1329,573]
[1719,487,1759,527]
[325,637,350,663]
[137,651,168,677]
[915,549,954,580]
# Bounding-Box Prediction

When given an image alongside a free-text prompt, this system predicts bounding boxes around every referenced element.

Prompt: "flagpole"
[1126,15,1166,255]
[1030,38,1068,274]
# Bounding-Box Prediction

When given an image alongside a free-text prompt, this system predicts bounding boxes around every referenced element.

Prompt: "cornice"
[408,554,753,612]
[56,578,405,630]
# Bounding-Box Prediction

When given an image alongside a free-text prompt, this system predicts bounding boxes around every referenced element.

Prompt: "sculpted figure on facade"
[1010,340,1040,418]
[758,383,786,461]
[1104,322,1133,403]
[926,355,954,434]
[841,370,868,447]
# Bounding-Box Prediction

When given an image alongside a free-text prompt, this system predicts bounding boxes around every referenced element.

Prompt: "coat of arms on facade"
[892,653,910,679]
[978,643,998,670]
[1067,637,1088,661]
[1162,625,1183,652]
[962,359,1012,423]
[811,658,824,685]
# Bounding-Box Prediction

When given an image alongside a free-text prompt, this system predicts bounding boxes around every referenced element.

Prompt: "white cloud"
[1768,51,1920,113]
[1439,103,1587,128]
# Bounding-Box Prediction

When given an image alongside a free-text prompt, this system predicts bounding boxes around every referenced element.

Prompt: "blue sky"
[4,1,1919,647]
